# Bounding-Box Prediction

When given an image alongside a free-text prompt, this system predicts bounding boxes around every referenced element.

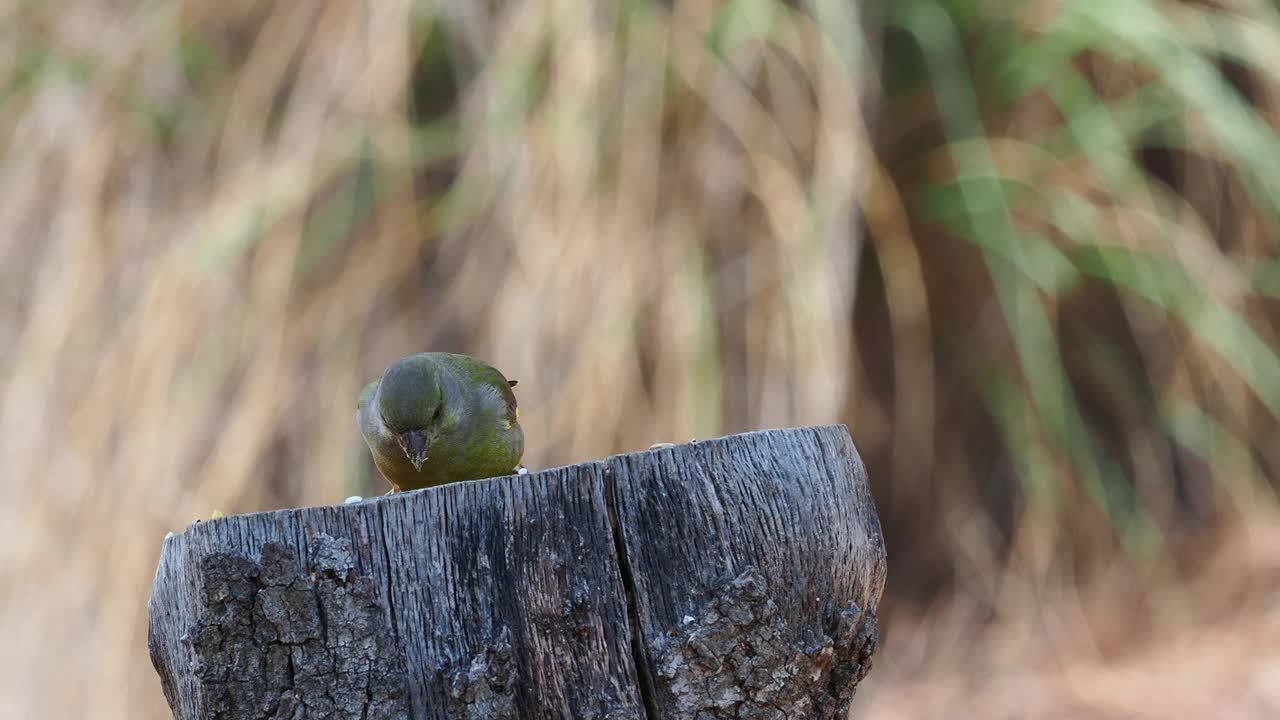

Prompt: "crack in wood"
[604,464,662,720]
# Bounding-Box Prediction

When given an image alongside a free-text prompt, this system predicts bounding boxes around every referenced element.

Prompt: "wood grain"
[608,425,885,718]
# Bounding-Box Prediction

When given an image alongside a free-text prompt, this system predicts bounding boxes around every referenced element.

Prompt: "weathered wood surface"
[149,425,887,720]
[612,426,883,717]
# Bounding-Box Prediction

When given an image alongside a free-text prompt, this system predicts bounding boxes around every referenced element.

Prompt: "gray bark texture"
[148,425,887,720]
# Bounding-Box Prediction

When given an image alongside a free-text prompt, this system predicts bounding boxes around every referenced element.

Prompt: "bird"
[357,352,524,492]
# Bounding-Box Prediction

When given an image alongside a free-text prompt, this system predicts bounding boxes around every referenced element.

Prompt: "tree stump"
[148,425,887,720]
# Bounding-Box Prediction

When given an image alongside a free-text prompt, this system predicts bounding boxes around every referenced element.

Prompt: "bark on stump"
[148,425,887,719]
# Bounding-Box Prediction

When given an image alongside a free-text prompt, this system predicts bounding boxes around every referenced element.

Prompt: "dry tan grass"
[0,2,869,717]
[1,1,1279,718]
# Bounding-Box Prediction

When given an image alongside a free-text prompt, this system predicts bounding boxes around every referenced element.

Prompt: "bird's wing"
[356,378,388,441]
[477,362,519,423]
[441,354,520,424]
[494,370,519,422]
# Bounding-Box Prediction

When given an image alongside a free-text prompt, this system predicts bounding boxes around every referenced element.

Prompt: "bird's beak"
[398,430,430,472]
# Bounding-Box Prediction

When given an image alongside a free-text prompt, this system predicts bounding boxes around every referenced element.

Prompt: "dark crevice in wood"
[604,463,662,720]
[373,502,401,639]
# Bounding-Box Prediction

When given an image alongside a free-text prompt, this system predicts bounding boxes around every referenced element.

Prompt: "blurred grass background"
[2,0,1279,717]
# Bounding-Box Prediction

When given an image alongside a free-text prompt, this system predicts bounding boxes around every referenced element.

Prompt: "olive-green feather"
[357,352,523,491]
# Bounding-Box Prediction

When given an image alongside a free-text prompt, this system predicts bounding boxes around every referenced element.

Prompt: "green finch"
[357,352,524,492]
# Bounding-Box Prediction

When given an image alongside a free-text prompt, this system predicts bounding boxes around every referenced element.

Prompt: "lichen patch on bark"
[650,567,877,719]
[188,534,409,719]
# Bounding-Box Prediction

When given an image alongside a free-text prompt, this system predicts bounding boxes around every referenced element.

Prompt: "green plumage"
[357,352,523,491]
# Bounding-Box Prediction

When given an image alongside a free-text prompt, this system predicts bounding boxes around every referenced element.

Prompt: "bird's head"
[378,355,444,472]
